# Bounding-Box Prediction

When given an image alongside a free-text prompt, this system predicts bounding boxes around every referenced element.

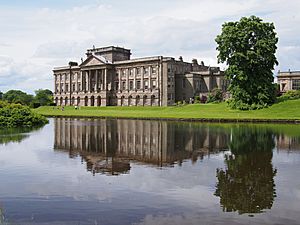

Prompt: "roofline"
[53,66,80,71]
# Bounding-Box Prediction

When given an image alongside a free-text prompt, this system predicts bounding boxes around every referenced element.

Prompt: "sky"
[0,0,299,93]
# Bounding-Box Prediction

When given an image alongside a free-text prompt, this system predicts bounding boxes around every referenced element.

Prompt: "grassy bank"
[34,99,300,123]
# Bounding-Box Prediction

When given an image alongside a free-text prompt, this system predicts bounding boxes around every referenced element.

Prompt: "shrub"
[0,100,48,128]
[277,90,300,102]
[194,96,200,104]
[207,88,223,103]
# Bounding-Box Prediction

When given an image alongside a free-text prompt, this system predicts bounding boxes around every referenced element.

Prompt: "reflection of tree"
[215,126,277,214]
[0,126,42,145]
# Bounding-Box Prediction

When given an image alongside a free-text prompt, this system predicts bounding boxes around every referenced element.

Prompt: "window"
[137,68,141,75]
[168,68,171,73]
[129,81,134,90]
[77,73,80,80]
[152,80,157,89]
[78,84,81,91]
[122,69,126,77]
[144,80,149,89]
[152,67,157,74]
[144,67,149,75]
[72,84,75,92]
[292,79,300,90]
[65,84,69,92]
[137,80,141,89]
[115,82,119,90]
[116,71,119,77]
[122,81,126,90]
[129,69,134,76]
[168,93,171,100]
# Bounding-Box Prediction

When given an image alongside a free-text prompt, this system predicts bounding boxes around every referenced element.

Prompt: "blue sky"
[0,0,299,93]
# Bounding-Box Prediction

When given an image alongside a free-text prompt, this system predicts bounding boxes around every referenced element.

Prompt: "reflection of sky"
[0,119,300,225]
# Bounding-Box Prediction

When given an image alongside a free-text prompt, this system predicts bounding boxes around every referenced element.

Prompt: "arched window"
[151,95,155,106]
[77,97,80,106]
[84,96,88,106]
[97,96,101,106]
[128,96,133,106]
[136,95,140,106]
[71,97,75,106]
[91,96,95,106]
[121,96,125,106]
[143,95,147,106]
[65,97,68,106]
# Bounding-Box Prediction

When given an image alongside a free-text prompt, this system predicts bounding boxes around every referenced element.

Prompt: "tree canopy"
[33,89,53,107]
[215,16,278,110]
[1,89,53,107]
[3,90,33,106]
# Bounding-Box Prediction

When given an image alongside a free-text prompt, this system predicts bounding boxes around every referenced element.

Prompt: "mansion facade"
[53,46,227,106]
[277,70,300,93]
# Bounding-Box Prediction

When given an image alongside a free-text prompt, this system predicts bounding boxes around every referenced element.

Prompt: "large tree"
[215,16,278,110]
[34,89,53,106]
[2,90,33,106]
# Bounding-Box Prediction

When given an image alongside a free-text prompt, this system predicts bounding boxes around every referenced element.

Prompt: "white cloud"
[0,0,300,92]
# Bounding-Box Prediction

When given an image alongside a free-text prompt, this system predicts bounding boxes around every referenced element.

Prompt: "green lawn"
[34,99,300,122]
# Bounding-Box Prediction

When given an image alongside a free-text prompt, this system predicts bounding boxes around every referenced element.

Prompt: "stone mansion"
[53,46,227,106]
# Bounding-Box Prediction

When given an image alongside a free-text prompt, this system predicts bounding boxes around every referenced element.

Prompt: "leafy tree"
[215,16,278,110]
[0,91,3,100]
[33,89,53,107]
[2,90,33,106]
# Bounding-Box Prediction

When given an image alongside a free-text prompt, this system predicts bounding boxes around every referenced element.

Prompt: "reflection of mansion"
[53,46,227,106]
[54,118,229,175]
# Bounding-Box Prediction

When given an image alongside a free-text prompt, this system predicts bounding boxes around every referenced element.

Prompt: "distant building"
[53,46,227,106]
[277,70,300,93]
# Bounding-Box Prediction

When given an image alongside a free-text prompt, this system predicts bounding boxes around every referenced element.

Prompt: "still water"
[0,118,300,225]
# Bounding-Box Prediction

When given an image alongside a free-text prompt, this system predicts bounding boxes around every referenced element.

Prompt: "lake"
[0,118,300,225]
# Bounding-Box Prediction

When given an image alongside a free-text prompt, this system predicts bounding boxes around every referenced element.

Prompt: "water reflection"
[54,118,230,175]
[215,126,277,214]
[0,127,42,145]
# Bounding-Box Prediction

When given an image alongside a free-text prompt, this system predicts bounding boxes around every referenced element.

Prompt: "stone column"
[141,66,144,90]
[69,70,72,94]
[54,74,57,94]
[156,65,159,89]
[126,68,129,90]
[97,70,100,92]
[118,69,121,91]
[104,68,107,91]
[133,68,136,90]
[89,70,92,92]
[75,72,78,92]
[64,73,67,93]
[80,71,83,92]
[58,74,61,94]
[149,66,152,90]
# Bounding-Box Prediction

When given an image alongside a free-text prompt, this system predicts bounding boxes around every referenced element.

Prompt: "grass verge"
[34,99,300,123]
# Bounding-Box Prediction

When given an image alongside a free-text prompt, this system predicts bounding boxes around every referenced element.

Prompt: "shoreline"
[44,115,300,124]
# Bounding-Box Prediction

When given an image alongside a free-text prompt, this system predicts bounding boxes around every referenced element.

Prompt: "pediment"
[80,55,106,67]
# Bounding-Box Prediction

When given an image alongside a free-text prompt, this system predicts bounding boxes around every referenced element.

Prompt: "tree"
[2,90,34,106]
[0,91,3,100]
[33,89,53,107]
[215,16,278,110]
